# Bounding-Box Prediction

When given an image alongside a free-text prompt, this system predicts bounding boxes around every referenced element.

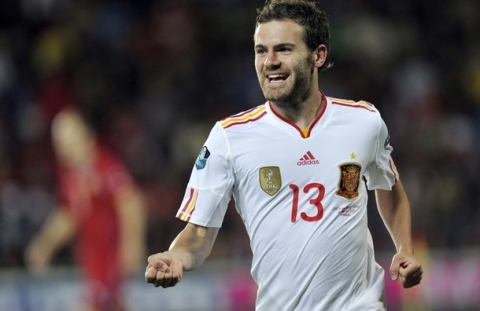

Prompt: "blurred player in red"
[26,106,147,311]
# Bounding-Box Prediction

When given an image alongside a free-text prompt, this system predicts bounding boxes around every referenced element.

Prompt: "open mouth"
[267,74,288,83]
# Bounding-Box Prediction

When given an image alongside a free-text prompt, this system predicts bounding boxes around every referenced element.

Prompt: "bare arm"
[375,179,413,254]
[375,179,422,288]
[115,185,147,275]
[145,223,219,288]
[168,223,219,270]
[25,207,76,274]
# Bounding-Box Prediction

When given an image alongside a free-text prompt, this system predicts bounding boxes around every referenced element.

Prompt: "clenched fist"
[390,252,423,288]
[145,252,184,288]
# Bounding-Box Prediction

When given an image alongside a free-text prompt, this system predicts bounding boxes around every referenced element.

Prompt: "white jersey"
[177,94,398,311]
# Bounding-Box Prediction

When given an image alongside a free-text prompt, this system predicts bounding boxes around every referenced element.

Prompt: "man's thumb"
[390,259,400,281]
[390,269,399,281]
[390,256,401,281]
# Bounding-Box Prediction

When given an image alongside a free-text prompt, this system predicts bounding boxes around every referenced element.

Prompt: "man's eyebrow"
[254,43,296,49]
[274,43,295,49]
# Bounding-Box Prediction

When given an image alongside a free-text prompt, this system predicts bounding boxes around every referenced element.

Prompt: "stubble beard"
[260,59,314,113]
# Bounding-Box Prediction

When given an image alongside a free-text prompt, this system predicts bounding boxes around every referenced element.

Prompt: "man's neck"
[271,90,324,129]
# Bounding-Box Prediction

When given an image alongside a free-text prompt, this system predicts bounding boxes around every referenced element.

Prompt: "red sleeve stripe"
[220,105,267,128]
[178,188,198,221]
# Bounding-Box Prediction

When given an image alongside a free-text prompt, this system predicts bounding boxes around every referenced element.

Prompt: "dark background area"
[0,0,479,270]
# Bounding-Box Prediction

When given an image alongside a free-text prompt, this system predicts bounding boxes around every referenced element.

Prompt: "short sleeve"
[176,122,234,228]
[364,117,399,190]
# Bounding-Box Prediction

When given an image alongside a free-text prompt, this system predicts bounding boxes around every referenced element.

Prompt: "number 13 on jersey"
[289,183,325,223]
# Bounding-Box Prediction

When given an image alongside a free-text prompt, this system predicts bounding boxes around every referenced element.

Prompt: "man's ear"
[313,44,328,68]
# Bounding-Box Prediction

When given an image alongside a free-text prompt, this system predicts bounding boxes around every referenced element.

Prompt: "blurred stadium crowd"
[0,0,479,269]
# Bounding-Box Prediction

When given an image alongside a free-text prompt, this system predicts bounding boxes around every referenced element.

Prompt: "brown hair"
[256,0,333,71]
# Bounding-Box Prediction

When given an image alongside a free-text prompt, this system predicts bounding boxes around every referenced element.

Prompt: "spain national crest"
[336,163,362,200]
[259,166,281,195]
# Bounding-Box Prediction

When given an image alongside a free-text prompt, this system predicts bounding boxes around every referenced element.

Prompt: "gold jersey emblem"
[336,163,362,200]
[259,166,281,195]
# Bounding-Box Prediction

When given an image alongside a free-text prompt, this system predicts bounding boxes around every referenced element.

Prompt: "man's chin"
[263,90,287,103]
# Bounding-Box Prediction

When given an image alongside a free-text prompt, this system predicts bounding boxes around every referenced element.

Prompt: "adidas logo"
[297,151,319,166]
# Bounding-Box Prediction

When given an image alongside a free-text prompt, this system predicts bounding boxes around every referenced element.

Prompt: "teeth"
[269,74,284,79]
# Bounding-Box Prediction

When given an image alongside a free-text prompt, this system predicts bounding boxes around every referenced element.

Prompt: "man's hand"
[145,252,183,288]
[145,223,218,288]
[390,252,423,288]
[24,242,51,276]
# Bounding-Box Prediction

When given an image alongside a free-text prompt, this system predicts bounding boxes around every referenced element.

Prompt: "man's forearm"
[36,208,76,253]
[376,180,414,254]
[168,223,219,270]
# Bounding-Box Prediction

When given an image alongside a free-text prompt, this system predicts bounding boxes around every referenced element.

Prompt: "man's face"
[52,111,93,168]
[254,20,315,107]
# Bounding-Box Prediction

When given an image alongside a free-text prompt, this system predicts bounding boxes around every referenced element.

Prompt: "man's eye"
[255,49,266,55]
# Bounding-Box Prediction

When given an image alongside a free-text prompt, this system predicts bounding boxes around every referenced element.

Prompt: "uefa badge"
[195,146,211,170]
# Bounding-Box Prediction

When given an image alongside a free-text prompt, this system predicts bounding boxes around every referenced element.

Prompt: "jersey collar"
[266,90,328,138]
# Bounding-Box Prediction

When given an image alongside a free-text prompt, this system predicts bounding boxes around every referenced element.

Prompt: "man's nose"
[264,51,280,68]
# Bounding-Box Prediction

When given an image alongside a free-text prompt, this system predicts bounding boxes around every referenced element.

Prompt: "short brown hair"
[256,0,333,71]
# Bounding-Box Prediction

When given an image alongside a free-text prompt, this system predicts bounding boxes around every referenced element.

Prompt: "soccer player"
[145,0,423,310]
[26,107,146,311]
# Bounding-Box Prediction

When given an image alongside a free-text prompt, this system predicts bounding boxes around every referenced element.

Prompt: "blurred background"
[0,0,479,310]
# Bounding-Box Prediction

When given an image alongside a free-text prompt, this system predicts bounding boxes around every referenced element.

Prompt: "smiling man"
[145,1,423,310]
[254,19,325,118]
